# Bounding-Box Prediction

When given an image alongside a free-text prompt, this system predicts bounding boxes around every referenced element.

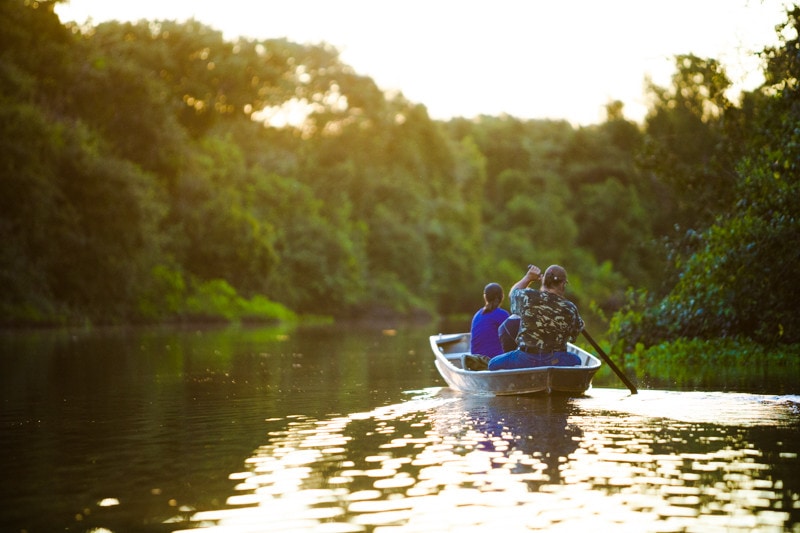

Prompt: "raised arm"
[509,264,542,297]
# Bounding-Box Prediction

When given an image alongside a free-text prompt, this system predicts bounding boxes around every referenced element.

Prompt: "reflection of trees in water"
[429,393,582,485]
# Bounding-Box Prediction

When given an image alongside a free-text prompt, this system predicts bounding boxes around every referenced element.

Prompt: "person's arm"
[566,304,585,341]
[509,264,542,297]
[574,313,585,338]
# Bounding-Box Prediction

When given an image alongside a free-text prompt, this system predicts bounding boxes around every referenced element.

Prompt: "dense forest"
[1,1,798,356]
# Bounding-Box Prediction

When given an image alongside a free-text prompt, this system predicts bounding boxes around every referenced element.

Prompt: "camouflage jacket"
[509,288,584,353]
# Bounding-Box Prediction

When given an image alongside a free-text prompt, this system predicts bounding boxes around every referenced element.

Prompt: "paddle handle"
[582,329,638,394]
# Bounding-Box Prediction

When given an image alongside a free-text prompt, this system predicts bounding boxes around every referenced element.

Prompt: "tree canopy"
[1,0,798,350]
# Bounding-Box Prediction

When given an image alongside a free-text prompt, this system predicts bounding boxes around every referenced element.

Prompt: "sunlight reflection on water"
[175,388,800,532]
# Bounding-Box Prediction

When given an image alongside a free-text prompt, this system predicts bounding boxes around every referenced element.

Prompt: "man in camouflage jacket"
[488,264,584,370]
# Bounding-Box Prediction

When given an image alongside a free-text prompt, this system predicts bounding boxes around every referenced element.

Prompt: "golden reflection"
[175,389,800,532]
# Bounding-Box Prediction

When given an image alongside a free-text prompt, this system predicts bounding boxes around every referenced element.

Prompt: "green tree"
[609,7,800,349]
[169,134,278,294]
[0,0,73,107]
[69,24,189,179]
[640,54,737,235]
[575,177,654,285]
[252,170,367,315]
[52,125,167,318]
[0,102,66,321]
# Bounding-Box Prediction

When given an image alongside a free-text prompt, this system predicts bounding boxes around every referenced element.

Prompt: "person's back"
[488,265,583,371]
[469,282,509,357]
[512,288,581,353]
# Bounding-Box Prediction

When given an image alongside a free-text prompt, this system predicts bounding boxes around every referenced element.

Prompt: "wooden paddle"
[582,329,638,394]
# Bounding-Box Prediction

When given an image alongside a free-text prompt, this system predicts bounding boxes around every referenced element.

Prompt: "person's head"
[542,265,568,293]
[483,282,504,312]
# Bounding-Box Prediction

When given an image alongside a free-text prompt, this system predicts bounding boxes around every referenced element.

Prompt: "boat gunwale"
[430,332,602,395]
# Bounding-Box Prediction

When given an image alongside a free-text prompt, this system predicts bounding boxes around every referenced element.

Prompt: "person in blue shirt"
[469,282,510,358]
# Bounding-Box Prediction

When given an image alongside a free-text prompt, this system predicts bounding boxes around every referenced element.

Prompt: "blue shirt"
[470,307,510,357]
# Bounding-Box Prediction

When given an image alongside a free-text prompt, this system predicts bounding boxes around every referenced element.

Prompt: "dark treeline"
[1,1,798,352]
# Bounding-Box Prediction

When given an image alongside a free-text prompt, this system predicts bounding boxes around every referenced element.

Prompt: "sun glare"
[252,98,312,129]
[54,0,790,125]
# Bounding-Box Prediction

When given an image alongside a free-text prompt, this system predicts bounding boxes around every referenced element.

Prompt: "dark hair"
[482,282,504,313]
[543,265,568,289]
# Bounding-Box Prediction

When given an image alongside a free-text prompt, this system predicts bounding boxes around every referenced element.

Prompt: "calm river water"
[1,323,798,532]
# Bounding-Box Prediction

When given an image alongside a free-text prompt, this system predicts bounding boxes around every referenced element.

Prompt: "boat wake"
[573,388,800,427]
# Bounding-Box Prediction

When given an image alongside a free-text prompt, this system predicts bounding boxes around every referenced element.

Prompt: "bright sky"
[55,0,790,125]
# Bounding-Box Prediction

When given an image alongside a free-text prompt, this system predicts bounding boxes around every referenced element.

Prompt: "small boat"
[430,332,602,396]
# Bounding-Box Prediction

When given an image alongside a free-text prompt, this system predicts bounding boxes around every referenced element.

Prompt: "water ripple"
[174,388,800,532]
